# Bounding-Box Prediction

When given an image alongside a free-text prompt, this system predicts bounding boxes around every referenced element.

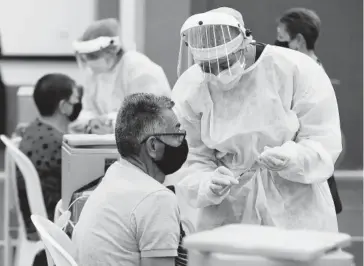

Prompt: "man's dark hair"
[279,7,321,50]
[33,73,75,117]
[115,93,175,158]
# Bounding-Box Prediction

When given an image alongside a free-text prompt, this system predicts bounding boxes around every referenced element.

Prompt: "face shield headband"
[73,36,121,54]
[189,34,244,61]
[177,12,255,77]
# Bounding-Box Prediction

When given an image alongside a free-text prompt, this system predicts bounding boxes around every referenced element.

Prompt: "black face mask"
[154,138,189,175]
[274,40,290,48]
[68,102,82,122]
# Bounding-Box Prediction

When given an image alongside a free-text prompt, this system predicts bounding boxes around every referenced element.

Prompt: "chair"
[54,200,64,224]
[31,215,78,266]
[0,135,46,266]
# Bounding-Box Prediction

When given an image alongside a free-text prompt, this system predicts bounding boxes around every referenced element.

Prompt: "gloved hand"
[258,146,290,171]
[86,117,113,135]
[209,166,239,196]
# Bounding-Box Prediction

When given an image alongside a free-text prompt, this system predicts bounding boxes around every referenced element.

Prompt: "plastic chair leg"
[14,240,44,266]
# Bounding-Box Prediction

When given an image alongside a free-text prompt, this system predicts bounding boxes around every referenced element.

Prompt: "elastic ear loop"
[57,195,91,231]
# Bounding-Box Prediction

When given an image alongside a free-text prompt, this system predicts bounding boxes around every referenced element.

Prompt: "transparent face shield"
[73,36,122,73]
[177,12,252,81]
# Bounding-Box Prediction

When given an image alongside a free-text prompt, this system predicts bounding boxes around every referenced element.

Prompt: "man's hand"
[209,166,238,195]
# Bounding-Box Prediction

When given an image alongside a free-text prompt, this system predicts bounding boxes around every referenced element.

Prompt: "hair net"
[177,7,254,78]
[209,7,245,27]
[81,18,120,41]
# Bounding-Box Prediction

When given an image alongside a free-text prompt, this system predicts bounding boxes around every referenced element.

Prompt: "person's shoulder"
[172,64,205,104]
[265,45,323,75]
[137,180,174,200]
[135,188,178,213]
[43,125,63,144]
[122,50,157,68]
[105,160,169,195]
[20,119,59,143]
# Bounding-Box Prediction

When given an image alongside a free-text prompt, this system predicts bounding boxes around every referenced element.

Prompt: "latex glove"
[98,114,114,126]
[69,123,87,134]
[209,166,239,196]
[258,146,290,171]
[86,118,113,135]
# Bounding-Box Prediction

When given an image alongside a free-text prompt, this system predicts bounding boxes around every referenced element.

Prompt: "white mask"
[87,57,114,73]
[208,56,246,90]
[218,58,246,84]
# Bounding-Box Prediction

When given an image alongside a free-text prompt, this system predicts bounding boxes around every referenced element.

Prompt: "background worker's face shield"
[177,11,254,81]
[73,36,122,73]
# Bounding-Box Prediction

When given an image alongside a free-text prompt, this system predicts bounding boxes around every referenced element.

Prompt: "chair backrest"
[0,135,47,218]
[31,215,78,266]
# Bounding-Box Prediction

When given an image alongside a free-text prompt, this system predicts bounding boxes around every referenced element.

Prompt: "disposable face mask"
[154,138,189,175]
[68,102,82,122]
[274,40,289,48]
[86,57,114,73]
[217,57,246,86]
[206,56,246,91]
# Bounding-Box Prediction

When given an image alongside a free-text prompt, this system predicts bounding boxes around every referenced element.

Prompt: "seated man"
[72,93,188,266]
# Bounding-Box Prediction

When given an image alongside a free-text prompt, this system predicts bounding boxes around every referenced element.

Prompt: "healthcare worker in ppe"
[275,7,344,215]
[71,18,171,134]
[172,7,342,233]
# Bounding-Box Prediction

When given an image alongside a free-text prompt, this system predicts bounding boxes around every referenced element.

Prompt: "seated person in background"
[17,73,82,239]
[73,93,188,266]
[71,18,171,135]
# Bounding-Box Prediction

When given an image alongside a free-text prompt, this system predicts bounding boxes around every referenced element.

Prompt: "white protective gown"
[73,50,171,128]
[172,45,342,233]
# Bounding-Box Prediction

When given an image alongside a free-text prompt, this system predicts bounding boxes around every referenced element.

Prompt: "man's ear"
[58,99,68,115]
[296,33,307,48]
[145,137,158,159]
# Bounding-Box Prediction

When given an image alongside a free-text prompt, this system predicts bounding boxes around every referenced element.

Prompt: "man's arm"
[133,190,180,265]
[141,257,175,266]
[276,56,342,183]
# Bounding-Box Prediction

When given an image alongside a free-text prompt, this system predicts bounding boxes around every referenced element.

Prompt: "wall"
[0,0,96,56]
[0,0,119,135]
[97,0,119,20]
[144,0,191,87]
